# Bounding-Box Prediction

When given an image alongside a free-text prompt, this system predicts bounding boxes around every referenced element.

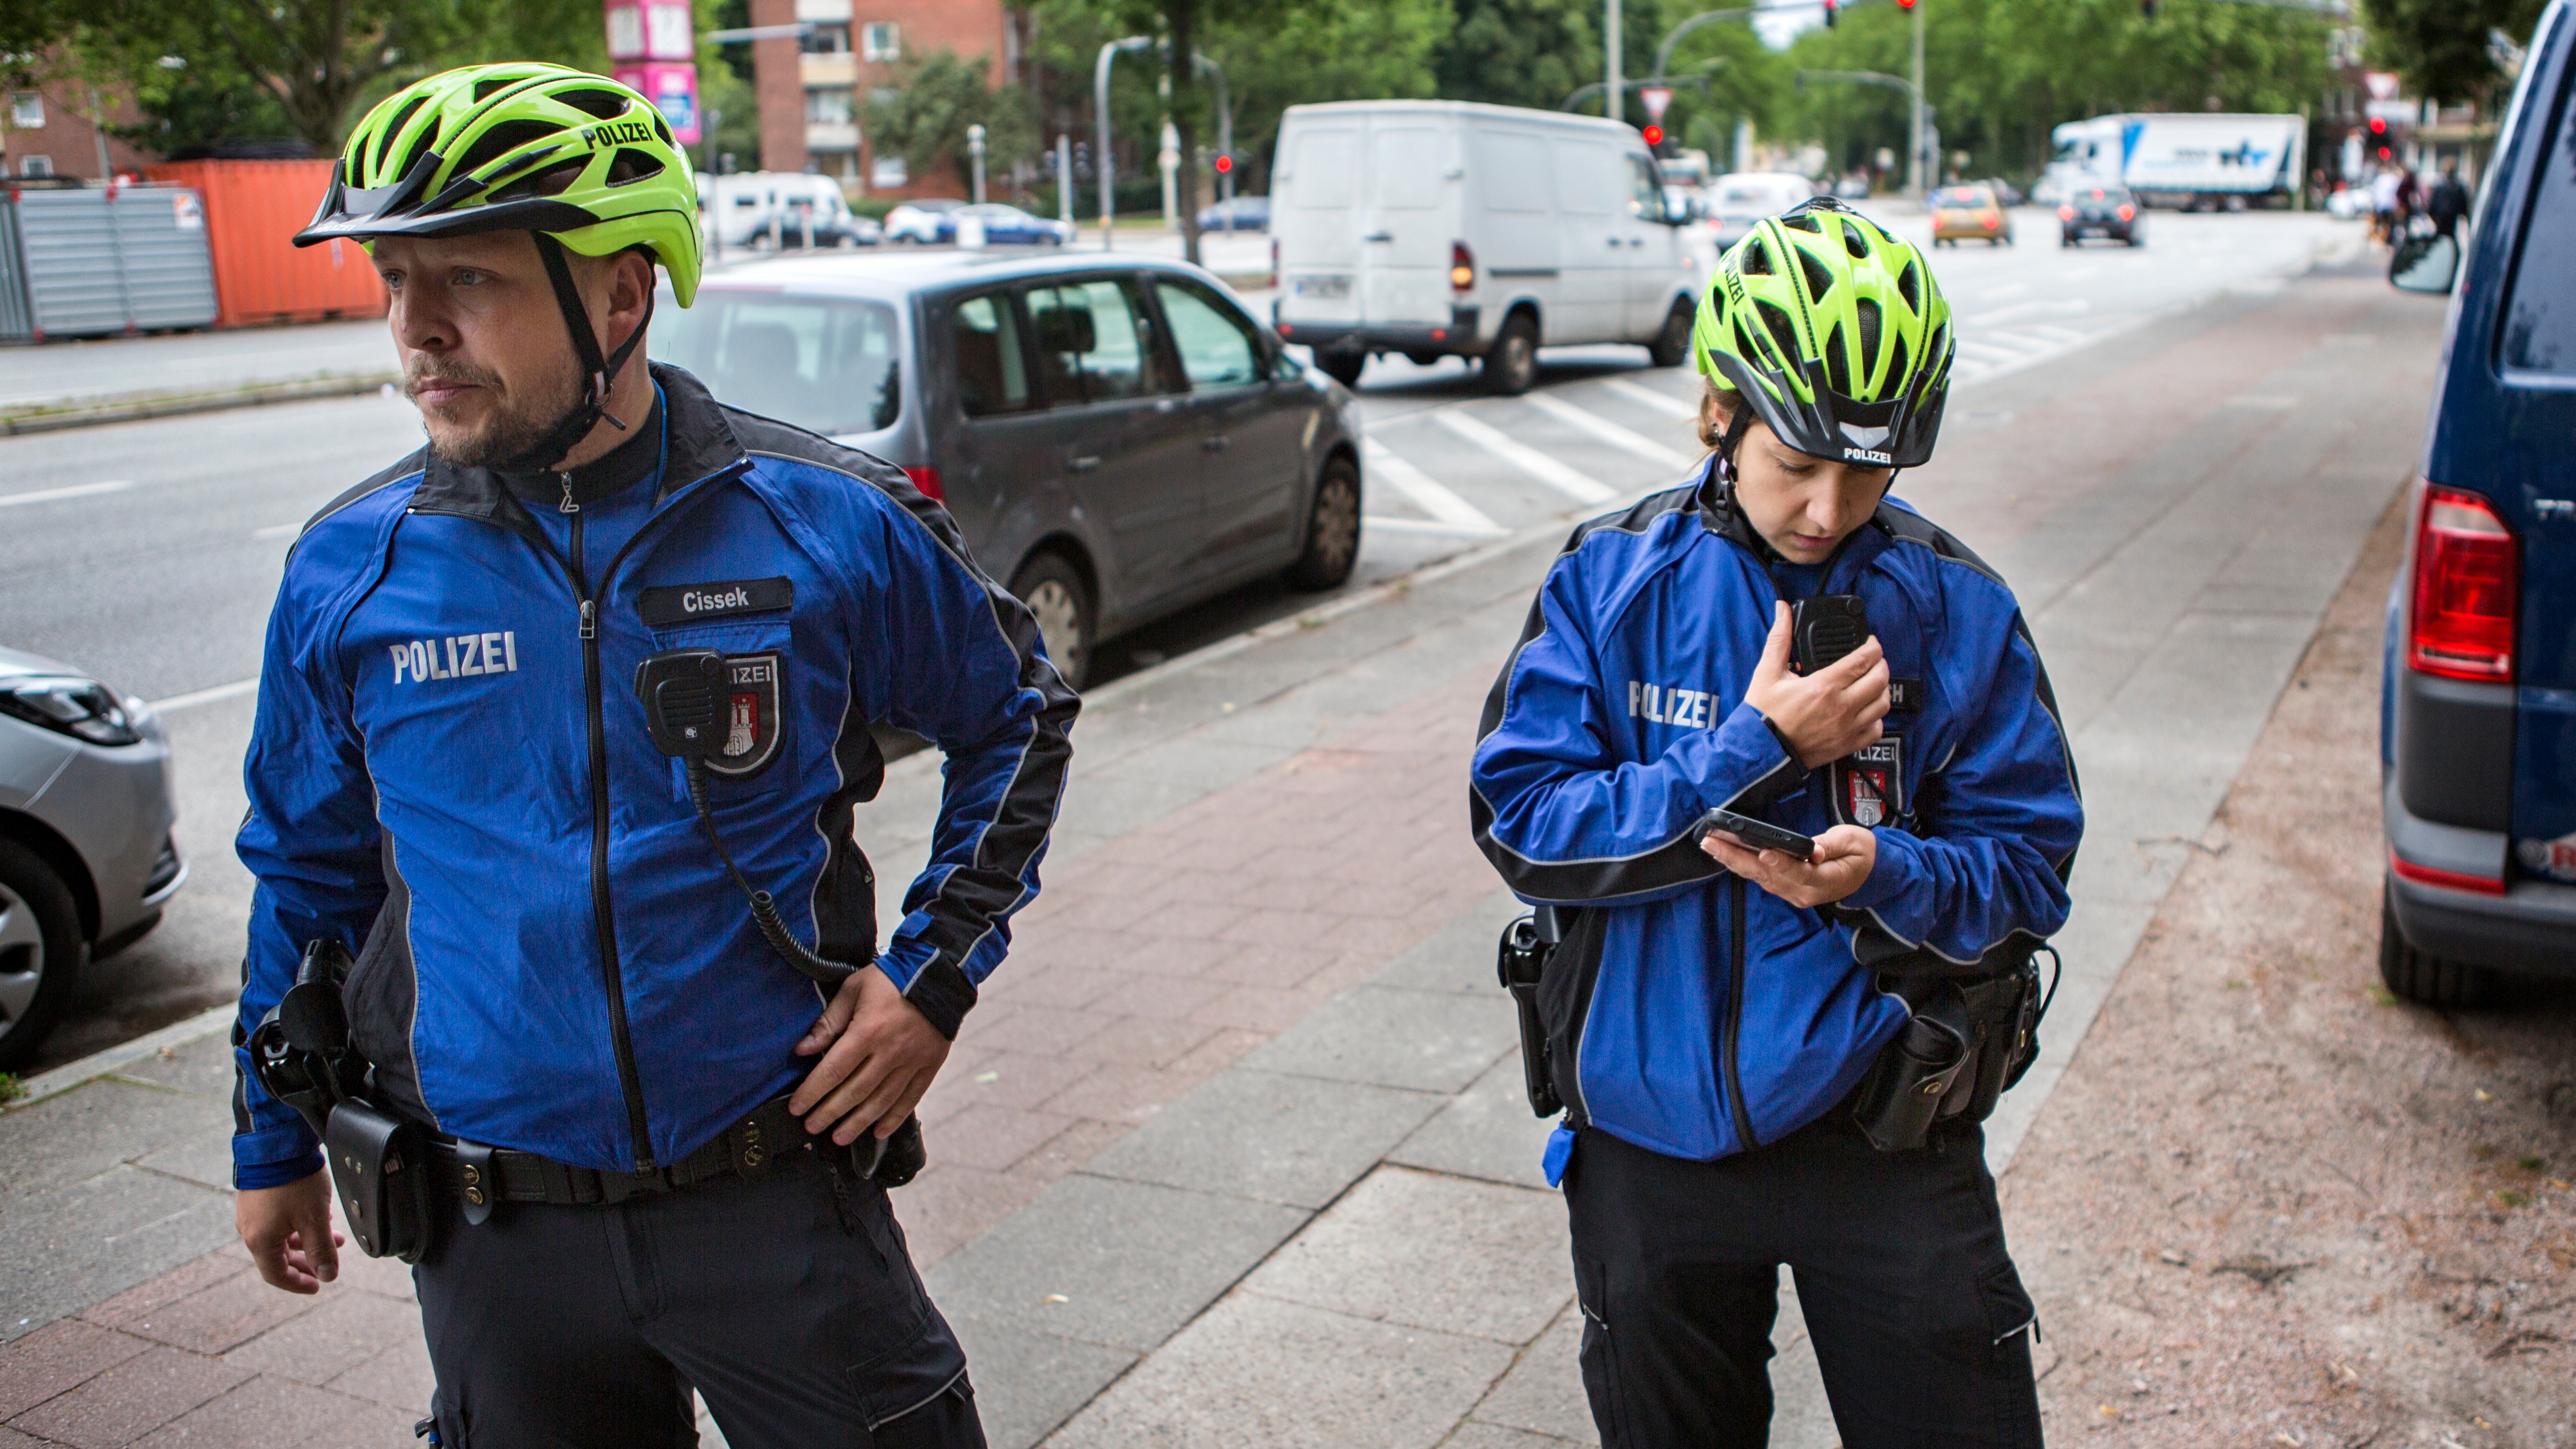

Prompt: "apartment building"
[1,84,155,181]
[749,0,1017,193]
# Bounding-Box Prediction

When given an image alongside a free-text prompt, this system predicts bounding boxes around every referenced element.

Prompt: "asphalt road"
[0,207,2364,1072]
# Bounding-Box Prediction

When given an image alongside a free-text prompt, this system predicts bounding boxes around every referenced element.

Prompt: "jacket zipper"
[1720,876,1760,1153]
[560,476,657,1172]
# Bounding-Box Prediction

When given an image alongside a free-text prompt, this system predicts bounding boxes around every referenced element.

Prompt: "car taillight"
[2058,205,2075,220]
[2117,204,2134,222]
[903,465,944,502]
[1450,241,1475,293]
[1982,214,1998,228]
[2407,484,2516,681]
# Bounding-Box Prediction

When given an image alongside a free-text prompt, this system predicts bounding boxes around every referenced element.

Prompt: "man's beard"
[410,357,583,470]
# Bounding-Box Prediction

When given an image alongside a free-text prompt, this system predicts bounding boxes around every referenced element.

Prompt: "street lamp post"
[1909,0,1926,200]
[1606,0,1622,122]
[968,124,987,204]
[1095,36,1153,250]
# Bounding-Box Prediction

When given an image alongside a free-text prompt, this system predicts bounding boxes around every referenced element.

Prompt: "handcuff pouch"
[326,1099,430,1263]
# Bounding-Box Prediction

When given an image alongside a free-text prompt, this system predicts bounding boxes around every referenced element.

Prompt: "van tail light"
[2391,846,2507,896]
[1269,238,1279,291]
[2117,204,2135,222]
[2058,205,2076,221]
[2407,484,2517,681]
[903,466,944,503]
[1450,241,1476,293]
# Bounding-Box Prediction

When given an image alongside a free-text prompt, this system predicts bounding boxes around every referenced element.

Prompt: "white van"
[1271,100,1709,395]
[700,172,862,249]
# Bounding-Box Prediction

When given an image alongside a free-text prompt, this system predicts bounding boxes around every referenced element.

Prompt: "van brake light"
[2407,484,2516,681]
[1451,241,1476,293]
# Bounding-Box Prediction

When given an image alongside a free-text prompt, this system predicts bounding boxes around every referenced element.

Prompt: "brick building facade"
[1,83,155,182]
[750,0,1020,196]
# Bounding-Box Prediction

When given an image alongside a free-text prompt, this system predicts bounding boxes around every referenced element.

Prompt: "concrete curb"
[6,1003,235,1111]
[0,373,400,436]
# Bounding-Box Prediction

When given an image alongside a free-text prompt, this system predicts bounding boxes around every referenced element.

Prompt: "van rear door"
[1358,122,1457,329]
[1276,121,1363,328]
[1549,134,1624,342]
[1468,127,1560,324]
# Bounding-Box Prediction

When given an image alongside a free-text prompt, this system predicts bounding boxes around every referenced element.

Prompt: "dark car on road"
[2376,0,2576,1006]
[650,250,1365,687]
[2058,184,2143,247]
[1194,195,1270,233]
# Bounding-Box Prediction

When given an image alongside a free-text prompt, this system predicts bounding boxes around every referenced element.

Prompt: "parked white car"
[885,199,965,244]
[1270,99,1711,395]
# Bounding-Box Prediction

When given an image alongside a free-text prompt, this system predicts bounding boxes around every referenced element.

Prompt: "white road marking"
[1955,339,2034,363]
[1523,391,1695,469]
[1971,297,2092,326]
[0,480,133,508]
[1362,440,1504,536]
[1597,377,1699,419]
[2027,324,2089,344]
[1432,410,1614,503]
[149,678,258,712]
[1363,515,1507,536]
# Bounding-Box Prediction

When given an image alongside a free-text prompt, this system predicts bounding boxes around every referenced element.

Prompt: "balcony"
[801,53,857,86]
[805,123,859,152]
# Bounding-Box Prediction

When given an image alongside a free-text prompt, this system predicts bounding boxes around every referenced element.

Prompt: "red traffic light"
[1896,0,1915,8]
[1214,154,1234,174]
[1822,0,1837,26]
[2368,116,2388,135]
[1642,125,1664,147]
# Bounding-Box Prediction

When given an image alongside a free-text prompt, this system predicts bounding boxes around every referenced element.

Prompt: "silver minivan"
[651,249,1366,685]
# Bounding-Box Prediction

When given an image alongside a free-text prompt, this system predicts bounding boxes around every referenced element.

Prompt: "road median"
[0,372,400,437]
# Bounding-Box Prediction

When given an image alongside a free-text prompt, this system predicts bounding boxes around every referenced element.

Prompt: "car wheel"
[1317,350,1367,389]
[2126,233,2143,248]
[1010,553,1095,691]
[1484,313,1539,396]
[2378,880,2501,1009]
[1285,454,1362,592]
[1646,298,1693,368]
[0,838,83,1071]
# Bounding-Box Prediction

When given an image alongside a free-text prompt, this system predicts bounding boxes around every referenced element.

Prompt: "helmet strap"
[506,233,656,473]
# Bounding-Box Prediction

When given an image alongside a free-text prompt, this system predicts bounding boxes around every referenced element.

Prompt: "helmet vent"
[1896,260,1922,313]
[652,113,673,145]
[1841,220,1871,259]
[1734,318,1765,367]
[605,147,664,187]
[1822,323,1852,396]
[1740,238,1772,276]
[1756,301,1800,369]
[1795,244,1833,301]
[487,157,587,202]
[1780,212,1821,234]
[1854,298,1883,383]
[555,88,632,122]
[371,94,432,179]
[453,119,562,181]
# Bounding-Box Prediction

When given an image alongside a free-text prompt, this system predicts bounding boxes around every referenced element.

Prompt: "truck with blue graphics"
[2039,113,2305,211]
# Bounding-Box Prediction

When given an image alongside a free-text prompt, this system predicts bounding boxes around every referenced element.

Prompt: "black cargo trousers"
[412,1148,984,1449]
[1564,1114,2043,1448]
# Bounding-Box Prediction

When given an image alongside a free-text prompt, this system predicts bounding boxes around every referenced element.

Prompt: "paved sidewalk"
[0,254,2442,1448]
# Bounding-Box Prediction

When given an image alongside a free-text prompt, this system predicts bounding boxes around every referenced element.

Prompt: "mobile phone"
[1792,594,1871,674]
[1697,808,1818,862]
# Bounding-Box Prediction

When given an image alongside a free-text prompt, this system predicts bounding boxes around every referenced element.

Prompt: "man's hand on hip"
[791,964,951,1146]
[1741,602,1891,769]
[238,1169,342,1294]
[1703,823,1878,910]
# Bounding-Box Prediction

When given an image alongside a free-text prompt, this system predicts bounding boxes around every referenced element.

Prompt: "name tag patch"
[1890,678,1924,713]
[640,576,793,627]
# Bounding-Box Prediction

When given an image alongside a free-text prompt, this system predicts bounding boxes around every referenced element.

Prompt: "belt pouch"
[325,1100,430,1263]
[1496,917,1562,1118]
[1940,965,2036,1126]
[1850,990,1971,1152]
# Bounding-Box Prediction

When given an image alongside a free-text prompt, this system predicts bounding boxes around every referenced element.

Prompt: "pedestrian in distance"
[228,63,1076,1448]
[2428,161,2470,238]
[1471,196,2082,1447]
[2371,166,2403,245]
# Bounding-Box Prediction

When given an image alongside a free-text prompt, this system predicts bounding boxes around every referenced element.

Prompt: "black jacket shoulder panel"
[305,446,428,536]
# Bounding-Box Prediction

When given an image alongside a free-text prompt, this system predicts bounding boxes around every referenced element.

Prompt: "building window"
[806,86,853,126]
[859,22,899,61]
[20,155,53,177]
[803,23,849,54]
[8,93,44,129]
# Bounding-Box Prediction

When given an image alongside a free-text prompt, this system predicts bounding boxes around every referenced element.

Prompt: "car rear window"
[1936,186,1990,206]
[2503,71,2576,372]
[951,292,1033,418]
[650,292,900,436]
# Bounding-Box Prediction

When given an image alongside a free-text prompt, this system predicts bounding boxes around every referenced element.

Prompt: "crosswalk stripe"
[1954,339,2030,363]
[1596,377,1699,420]
[1362,440,1504,535]
[1432,410,1614,503]
[2027,324,2088,344]
[1363,515,1503,537]
[0,480,133,508]
[1523,391,1695,470]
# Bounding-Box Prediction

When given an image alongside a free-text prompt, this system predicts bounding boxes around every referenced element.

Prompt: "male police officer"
[228,64,1075,1447]
[1471,198,2082,1446]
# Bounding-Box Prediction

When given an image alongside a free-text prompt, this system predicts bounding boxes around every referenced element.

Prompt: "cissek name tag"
[639,576,794,627]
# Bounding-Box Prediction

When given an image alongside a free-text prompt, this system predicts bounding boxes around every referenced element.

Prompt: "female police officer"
[1470,197,2081,1447]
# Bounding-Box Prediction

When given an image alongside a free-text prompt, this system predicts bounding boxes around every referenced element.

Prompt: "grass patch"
[0,1072,23,1106]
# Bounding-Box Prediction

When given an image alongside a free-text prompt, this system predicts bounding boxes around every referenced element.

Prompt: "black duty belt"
[428,1093,821,1210]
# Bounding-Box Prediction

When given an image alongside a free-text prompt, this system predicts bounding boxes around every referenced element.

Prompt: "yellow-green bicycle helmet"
[1694,197,1954,470]
[297,63,702,468]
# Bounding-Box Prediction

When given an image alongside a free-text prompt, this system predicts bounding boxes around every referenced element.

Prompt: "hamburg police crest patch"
[1834,736,1904,829]
[707,652,784,779]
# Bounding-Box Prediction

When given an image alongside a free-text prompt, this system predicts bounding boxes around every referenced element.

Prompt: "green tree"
[860,49,1039,193]
[2357,0,2548,105]
[1435,0,1599,113]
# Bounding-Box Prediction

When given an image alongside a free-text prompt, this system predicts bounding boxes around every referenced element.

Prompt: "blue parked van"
[2380,0,2576,1005]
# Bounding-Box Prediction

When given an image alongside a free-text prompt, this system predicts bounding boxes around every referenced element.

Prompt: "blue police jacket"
[231,365,1077,1189]
[1469,464,2081,1165]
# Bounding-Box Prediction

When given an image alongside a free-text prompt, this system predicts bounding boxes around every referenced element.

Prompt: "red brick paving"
[0,664,1507,1444]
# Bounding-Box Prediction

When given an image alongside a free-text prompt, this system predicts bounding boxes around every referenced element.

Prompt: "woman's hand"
[1740,602,1891,769]
[1701,823,1878,910]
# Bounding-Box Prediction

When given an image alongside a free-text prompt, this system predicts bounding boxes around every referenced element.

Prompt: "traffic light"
[2141,0,2157,15]
[1641,125,1664,148]
[1821,0,1836,27]
[1214,152,1234,175]
[1896,0,1915,9]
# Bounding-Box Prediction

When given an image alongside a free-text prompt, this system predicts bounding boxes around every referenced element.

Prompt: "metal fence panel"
[0,202,29,343]
[112,187,220,331]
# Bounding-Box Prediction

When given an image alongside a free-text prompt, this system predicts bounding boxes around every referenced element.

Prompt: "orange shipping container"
[142,159,387,328]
